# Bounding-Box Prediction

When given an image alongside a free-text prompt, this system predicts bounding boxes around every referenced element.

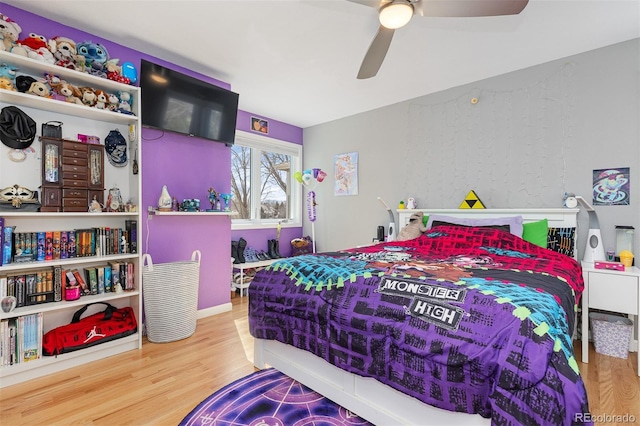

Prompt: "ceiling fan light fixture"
[379,1,414,29]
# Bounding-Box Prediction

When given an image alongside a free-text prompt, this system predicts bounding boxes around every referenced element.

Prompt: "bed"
[250,208,590,425]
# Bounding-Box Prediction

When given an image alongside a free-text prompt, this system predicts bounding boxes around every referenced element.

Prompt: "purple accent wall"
[6,4,303,311]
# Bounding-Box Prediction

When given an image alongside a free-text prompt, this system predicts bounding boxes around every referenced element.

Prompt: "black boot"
[231,240,239,264]
[237,237,247,264]
[273,239,282,258]
[267,239,278,259]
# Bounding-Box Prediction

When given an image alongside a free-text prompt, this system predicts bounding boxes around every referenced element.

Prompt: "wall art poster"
[334,152,358,196]
[592,167,630,206]
[251,116,268,134]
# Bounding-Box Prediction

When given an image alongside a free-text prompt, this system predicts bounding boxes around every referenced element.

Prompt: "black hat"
[0,106,37,149]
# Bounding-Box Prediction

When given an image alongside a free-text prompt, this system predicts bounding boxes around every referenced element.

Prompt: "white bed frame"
[253,208,580,425]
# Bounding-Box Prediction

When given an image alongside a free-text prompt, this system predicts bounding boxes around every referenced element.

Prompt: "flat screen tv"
[139,59,239,146]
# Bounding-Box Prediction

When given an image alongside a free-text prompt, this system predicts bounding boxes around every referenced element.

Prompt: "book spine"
[68,231,76,258]
[36,231,45,261]
[53,266,62,302]
[72,269,89,295]
[60,231,68,259]
[0,217,4,266]
[45,231,53,261]
[3,225,13,265]
[104,265,112,293]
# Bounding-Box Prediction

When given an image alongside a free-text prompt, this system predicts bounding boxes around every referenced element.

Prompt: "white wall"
[303,39,640,260]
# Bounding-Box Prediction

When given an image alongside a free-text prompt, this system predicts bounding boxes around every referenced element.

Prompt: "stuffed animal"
[11,32,55,63]
[0,76,15,91]
[0,63,18,88]
[58,82,83,105]
[94,89,108,109]
[117,91,132,112]
[0,14,21,52]
[397,211,428,241]
[76,41,109,76]
[26,79,51,98]
[107,92,120,111]
[47,75,83,105]
[50,36,83,70]
[78,86,97,107]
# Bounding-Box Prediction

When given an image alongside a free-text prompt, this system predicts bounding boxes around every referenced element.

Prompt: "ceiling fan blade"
[357,25,395,79]
[346,0,392,9]
[414,0,529,17]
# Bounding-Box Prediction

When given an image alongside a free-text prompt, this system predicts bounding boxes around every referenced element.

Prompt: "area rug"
[180,368,372,426]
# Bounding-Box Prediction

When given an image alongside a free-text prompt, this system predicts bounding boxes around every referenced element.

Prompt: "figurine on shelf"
[207,187,219,212]
[88,196,102,213]
[220,193,233,212]
[158,184,172,211]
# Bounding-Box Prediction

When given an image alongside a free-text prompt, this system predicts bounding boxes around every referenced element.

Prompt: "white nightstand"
[581,264,639,376]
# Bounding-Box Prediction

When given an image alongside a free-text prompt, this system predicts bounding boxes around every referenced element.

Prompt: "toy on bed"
[0,14,21,52]
[396,211,428,241]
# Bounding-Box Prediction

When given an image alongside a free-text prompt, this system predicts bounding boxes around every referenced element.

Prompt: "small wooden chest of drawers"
[40,138,104,212]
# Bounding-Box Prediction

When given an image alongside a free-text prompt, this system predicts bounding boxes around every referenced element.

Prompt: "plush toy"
[12,32,55,63]
[406,197,417,210]
[47,75,83,105]
[26,79,51,98]
[107,92,120,111]
[397,211,428,241]
[0,14,21,52]
[57,82,84,105]
[77,41,109,76]
[0,76,15,91]
[49,36,83,70]
[94,89,108,109]
[117,91,132,112]
[78,86,97,107]
[0,63,18,88]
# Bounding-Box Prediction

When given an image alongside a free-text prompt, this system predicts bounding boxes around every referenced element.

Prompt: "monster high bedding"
[249,225,591,425]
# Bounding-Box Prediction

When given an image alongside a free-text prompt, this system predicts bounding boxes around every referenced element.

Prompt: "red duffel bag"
[43,302,137,356]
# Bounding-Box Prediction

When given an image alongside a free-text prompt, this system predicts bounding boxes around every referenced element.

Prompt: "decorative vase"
[158,185,172,211]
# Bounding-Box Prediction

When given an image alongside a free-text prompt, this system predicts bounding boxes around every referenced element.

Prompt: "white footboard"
[254,338,489,426]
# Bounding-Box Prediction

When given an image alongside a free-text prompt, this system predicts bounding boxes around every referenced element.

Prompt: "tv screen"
[139,59,239,146]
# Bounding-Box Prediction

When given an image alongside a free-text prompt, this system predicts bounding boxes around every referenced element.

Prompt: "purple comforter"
[249,226,591,425]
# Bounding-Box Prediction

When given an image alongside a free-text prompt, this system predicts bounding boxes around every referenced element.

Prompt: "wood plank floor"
[1,293,639,425]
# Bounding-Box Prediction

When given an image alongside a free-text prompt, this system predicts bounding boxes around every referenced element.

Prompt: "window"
[231,130,302,229]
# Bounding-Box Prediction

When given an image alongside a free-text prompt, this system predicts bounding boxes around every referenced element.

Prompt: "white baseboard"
[197,302,232,319]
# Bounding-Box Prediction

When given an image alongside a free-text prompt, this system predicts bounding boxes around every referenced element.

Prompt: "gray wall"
[303,38,640,260]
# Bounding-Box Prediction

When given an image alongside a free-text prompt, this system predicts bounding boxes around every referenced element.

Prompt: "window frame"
[231,130,302,231]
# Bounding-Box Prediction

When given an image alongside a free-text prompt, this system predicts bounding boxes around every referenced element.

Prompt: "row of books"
[0,219,137,266]
[0,313,43,367]
[1,261,135,309]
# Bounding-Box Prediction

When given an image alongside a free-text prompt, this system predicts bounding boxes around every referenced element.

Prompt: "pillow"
[522,219,548,248]
[426,214,524,237]
[547,227,576,258]
[422,214,429,227]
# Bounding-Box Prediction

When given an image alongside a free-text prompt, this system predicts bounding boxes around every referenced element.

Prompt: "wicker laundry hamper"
[142,250,201,343]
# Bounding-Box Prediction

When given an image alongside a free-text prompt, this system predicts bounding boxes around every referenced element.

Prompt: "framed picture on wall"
[592,167,630,206]
[251,117,268,134]
[334,152,358,196]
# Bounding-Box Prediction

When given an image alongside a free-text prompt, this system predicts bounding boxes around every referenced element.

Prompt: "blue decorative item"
[121,61,138,84]
[207,188,219,212]
[220,193,232,212]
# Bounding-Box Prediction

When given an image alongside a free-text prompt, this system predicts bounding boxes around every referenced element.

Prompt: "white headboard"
[397,208,580,259]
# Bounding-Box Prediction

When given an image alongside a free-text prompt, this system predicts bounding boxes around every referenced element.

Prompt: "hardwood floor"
[1,293,639,425]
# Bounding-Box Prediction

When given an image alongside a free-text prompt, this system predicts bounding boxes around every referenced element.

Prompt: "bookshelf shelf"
[148,209,238,216]
[0,50,143,388]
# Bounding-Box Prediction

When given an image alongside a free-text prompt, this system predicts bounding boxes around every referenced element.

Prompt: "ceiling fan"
[349,0,530,79]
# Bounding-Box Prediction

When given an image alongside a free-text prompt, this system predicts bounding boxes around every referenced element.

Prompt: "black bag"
[42,302,138,356]
[41,121,63,139]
